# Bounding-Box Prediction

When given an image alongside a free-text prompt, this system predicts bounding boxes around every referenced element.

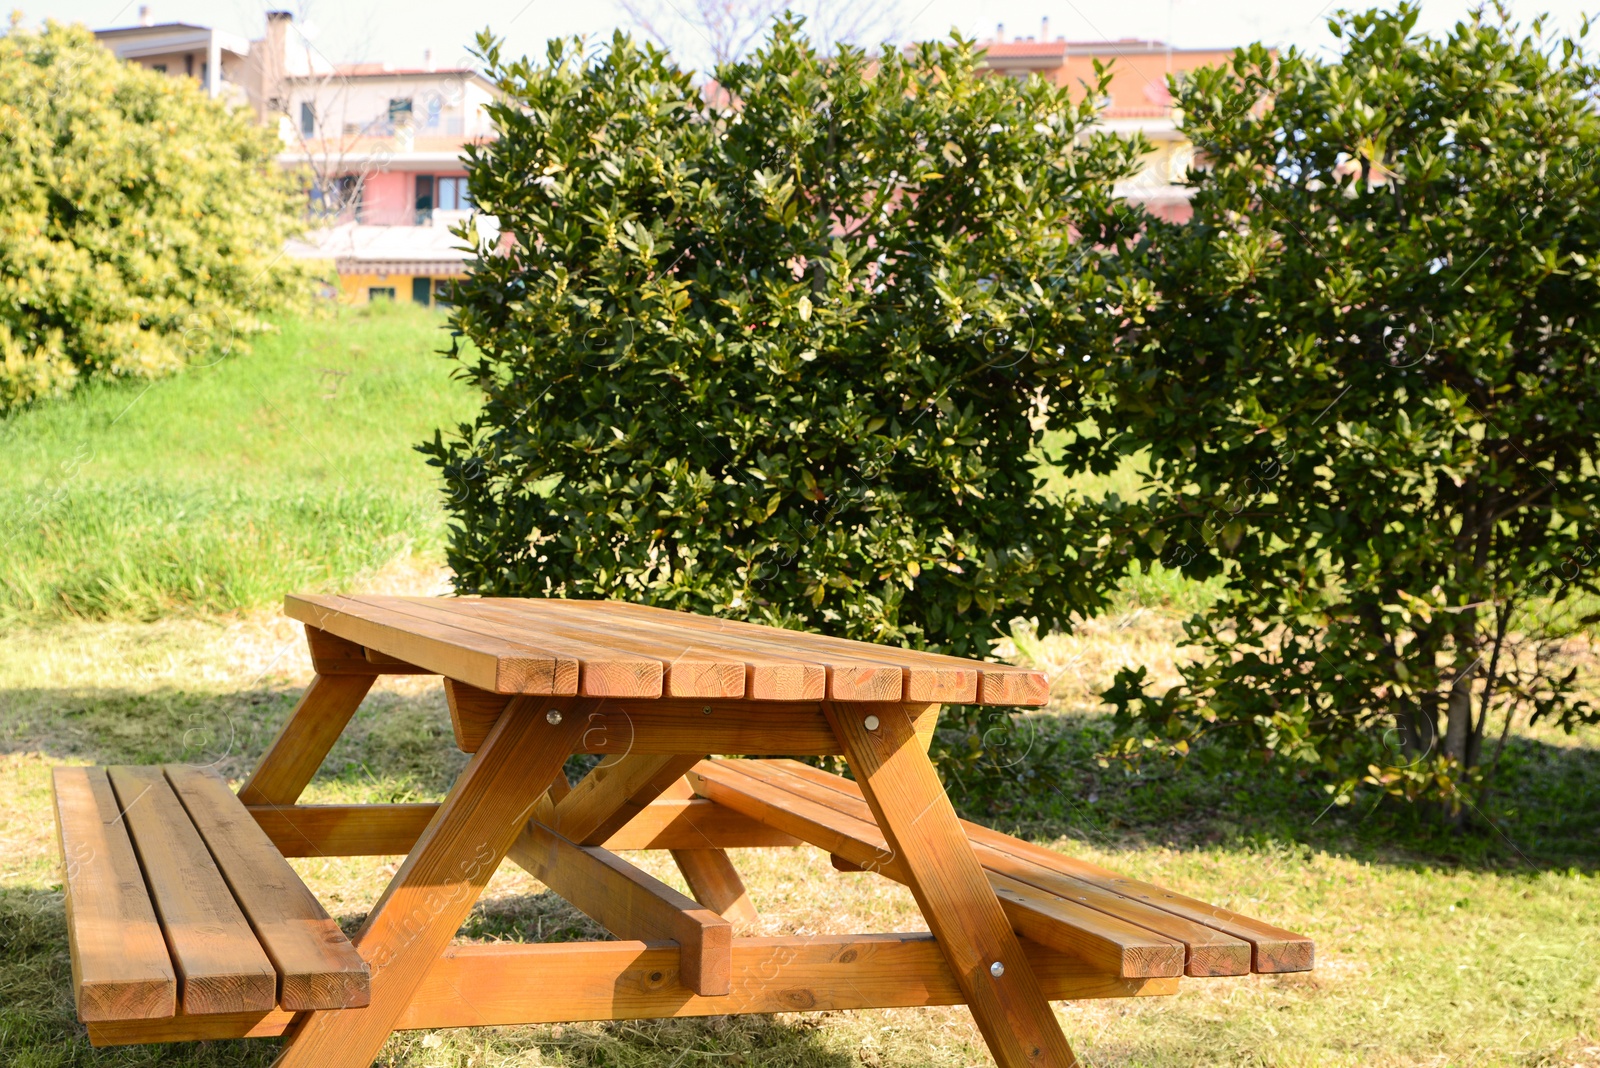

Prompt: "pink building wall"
[359,172,411,225]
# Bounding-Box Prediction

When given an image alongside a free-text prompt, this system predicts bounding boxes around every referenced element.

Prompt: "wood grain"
[577,699,843,755]
[237,673,374,807]
[358,596,663,698]
[825,703,1079,1066]
[670,849,760,924]
[509,598,1046,705]
[51,767,176,1022]
[163,766,369,1010]
[304,627,432,675]
[246,799,801,857]
[285,593,578,694]
[85,934,1180,1046]
[271,696,592,1068]
[757,760,1247,977]
[510,823,732,996]
[690,760,1184,979]
[104,766,276,1015]
[492,600,905,702]
[468,598,828,701]
[443,679,512,752]
[548,753,706,846]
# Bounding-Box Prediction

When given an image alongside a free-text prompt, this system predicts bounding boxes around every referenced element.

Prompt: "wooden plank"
[355,595,663,698]
[445,598,751,699]
[764,760,1308,973]
[963,833,1315,973]
[85,934,1181,1046]
[237,673,374,807]
[163,766,370,1010]
[285,593,577,694]
[510,823,732,996]
[51,767,176,1022]
[824,703,1079,1066]
[670,849,760,924]
[493,599,907,703]
[753,760,1247,977]
[248,803,437,857]
[547,753,706,846]
[247,799,801,857]
[514,598,1047,705]
[271,696,592,1068]
[578,699,843,755]
[690,761,1183,979]
[443,679,512,752]
[452,598,826,701]
[104,766,276,1015]
[304,626,433,675]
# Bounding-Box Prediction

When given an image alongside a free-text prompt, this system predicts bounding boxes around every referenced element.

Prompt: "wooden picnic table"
[52,595,1312,1067]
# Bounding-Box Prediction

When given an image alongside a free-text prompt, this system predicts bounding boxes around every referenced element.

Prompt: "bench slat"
[51,767,177,1022]
[751,760,1252,976]
[105,766,277,1015]
[164,766,371,1010]
[761,757,1310,973]
[688,760,1186,979]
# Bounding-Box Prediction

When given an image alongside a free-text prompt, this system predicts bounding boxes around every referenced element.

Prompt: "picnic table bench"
[53,595,1312,1066]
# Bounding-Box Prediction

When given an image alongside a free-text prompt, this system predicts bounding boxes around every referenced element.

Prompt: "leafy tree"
[0,19,306,408]
[1094,4,1600,811]
[424,21,1146,659]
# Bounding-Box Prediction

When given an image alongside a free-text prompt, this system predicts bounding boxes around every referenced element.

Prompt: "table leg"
[239,674,375,806]
[826,702,1079,1068]
[670,848,759,923]
[271,696,592,1068]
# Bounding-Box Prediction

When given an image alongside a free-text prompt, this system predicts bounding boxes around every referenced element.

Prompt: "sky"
[19,0,1599,74]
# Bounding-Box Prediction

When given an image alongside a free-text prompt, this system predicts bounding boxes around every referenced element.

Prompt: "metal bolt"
[989,961,1005,978]
[546,710,563,725]
[702,706,713,716]
[863,715,880,731]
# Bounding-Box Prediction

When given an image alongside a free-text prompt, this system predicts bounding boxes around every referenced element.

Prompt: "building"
[93,8,500,306]
[978,22,1237,222]
[91,6,252,105]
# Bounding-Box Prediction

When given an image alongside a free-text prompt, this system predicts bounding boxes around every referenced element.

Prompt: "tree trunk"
[1443,608,1479,765]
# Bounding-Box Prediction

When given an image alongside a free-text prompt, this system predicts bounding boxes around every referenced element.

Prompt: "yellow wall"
[339,273,464,306]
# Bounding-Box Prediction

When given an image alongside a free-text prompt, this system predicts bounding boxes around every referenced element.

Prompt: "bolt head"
[702,705,713,715]
[863,715,880,731]
[989,960,1005,978]
[546,710,563,725]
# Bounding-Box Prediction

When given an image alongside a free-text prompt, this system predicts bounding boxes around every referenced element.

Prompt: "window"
[414,175,434,225]
[151,63,167,73]
[387,98,413,131]
[300,102,315,138]
[411,278,432,306]
[436,176,472,211]
[368,287,396,302]
[425,94,443,129]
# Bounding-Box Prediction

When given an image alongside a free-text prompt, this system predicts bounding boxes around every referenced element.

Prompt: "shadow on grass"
[0,682,467,800]
[943,711,1600,875]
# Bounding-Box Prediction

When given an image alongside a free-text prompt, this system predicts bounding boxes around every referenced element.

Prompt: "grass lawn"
[0,302,479,623]
[0,308,1596,1066]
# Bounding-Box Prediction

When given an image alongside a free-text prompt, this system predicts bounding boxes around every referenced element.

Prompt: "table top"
[285,594,1049,706]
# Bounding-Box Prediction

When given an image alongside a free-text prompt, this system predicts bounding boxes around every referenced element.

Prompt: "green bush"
[425,21,1145,657]
[0,19,307,408]
[1094,4,1600,810]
